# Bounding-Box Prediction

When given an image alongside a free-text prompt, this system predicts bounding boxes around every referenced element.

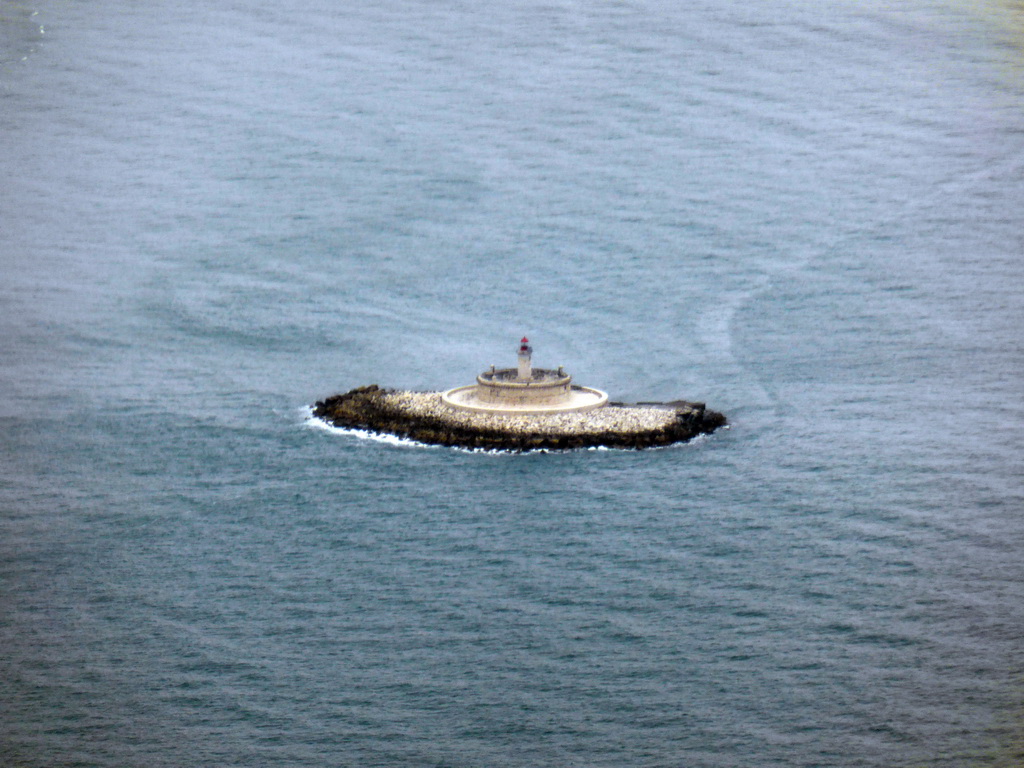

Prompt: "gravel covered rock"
[313,385,726,451]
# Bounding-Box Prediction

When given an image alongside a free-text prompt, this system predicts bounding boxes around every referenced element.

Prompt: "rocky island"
[312,338,726,452]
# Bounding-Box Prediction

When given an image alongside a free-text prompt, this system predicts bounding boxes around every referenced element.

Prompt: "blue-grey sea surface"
[2,1,1023,766]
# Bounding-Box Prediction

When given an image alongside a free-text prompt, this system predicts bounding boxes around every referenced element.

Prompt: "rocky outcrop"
[312,385,726,451]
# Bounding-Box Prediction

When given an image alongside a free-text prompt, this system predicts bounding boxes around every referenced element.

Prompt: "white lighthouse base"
[441,385,608,415]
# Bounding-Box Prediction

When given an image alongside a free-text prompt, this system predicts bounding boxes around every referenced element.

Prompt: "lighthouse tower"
[517,337,533,381]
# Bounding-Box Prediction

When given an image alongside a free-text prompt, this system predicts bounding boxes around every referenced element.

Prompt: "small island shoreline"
[312,385,727,452]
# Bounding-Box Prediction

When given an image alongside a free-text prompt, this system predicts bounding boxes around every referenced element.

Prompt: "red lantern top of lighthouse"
[519,337,531,354]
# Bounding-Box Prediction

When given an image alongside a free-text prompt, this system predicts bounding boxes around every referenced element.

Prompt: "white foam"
[303,408,441,449]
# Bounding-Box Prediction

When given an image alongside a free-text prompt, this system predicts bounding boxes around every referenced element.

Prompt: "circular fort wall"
[440,367,608,415]
[474,369,573,406]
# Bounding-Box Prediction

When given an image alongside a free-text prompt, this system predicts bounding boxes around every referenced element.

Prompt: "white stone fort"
[441,337,609,415]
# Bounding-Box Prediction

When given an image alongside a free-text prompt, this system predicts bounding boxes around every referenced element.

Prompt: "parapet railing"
[477,368,571,386]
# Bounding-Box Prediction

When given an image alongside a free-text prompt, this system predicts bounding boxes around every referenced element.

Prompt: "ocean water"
[2,1,1023,766]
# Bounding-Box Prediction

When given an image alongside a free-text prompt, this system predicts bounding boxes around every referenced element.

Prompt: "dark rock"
[312,386,727,452]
